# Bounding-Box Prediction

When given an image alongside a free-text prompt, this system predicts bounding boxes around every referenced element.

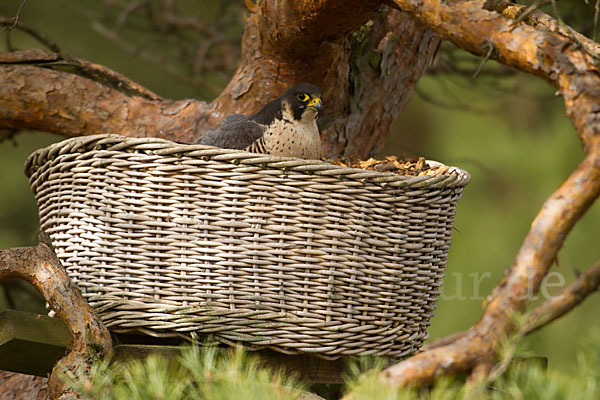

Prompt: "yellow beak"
[307,97,323,114]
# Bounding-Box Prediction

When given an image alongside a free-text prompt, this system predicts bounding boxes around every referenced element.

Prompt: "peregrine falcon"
[197,83,323,160]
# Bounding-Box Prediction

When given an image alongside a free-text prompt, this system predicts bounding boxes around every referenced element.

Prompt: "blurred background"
[1,0,598,374]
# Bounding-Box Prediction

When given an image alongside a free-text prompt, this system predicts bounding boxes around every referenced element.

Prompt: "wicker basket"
[25,134,470,359]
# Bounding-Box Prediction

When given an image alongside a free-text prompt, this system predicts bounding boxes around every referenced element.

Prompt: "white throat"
[265,102,321,159]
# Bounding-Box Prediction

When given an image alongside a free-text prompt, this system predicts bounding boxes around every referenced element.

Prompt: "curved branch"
[0,18,62,53]
[483,0,600,56]
[0,49,160,100]
[380,153,600,387]
[0,234,112,399]
[0,50,212,144]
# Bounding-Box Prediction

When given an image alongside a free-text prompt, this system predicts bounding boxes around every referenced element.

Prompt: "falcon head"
[280,82,323,123]
[251,82,323,127]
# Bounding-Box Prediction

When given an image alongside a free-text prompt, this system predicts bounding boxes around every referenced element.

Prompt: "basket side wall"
[28,149,464,358]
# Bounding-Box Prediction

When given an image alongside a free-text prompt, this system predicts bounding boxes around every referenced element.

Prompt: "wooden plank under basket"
[24,134,470,359]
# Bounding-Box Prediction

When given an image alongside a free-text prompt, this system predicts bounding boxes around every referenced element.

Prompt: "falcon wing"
[197,114,266,151]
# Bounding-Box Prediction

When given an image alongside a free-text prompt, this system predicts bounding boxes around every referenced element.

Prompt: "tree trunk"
[212,5,439,158]
[0,4,438,159]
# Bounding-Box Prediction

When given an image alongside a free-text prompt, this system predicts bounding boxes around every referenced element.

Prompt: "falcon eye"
[296,93,309,102]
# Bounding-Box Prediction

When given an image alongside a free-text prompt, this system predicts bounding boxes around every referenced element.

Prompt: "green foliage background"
[0,0,598,383]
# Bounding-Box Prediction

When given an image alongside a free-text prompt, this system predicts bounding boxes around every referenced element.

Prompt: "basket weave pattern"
[25,134,470,358]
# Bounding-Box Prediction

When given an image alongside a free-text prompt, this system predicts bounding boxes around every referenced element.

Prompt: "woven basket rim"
[24,134,471,189]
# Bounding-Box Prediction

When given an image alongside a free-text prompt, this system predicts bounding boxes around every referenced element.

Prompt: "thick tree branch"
[483,0,600,57]
[0,235,112,399]
[0,50,212,144]
[394,0,600,154]
[0,50,160,100]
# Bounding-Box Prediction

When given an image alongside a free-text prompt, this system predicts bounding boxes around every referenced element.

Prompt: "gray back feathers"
[198,114,267,152]
[196,83,323,158]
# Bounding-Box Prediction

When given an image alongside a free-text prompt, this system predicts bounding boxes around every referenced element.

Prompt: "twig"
[472,41,495,78]
[0,0,29,37]
[550,0,559,23]
[87,0,240,95]
[0,19,62,53]
[414,81,497,114]
[91,20,220,94]
[523,260,600,335]
[595,0,599,41]
[508,0,551,31]
[114,0,147,33]
[429,57,515,77]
